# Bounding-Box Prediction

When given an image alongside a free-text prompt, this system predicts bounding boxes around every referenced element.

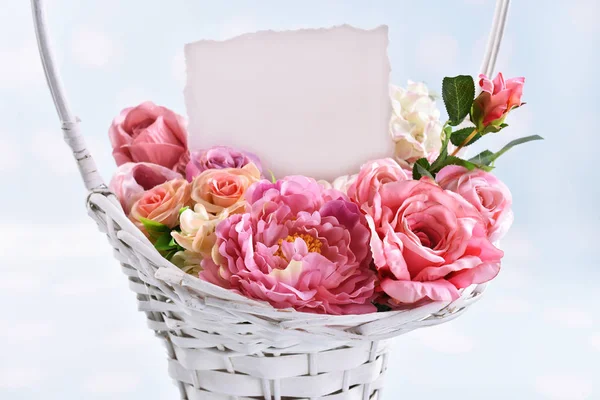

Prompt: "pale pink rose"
[200,176,377,315]
[347,158,409,210]
[365,179,504,306]
[129,179,191,234]
[171,204,221,258]
[109,102,189,173]
[473,73,525,128]
[109,162,183,214]
[436,166,513,242]
[191,163,261,215]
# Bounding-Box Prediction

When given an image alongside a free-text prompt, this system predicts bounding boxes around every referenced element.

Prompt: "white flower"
[171,204,221,259]
[390,81,443,168]
[317,174,357,194]
[171,250,204,276]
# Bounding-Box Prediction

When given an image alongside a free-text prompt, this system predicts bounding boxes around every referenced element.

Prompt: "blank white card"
[184,25,392,181]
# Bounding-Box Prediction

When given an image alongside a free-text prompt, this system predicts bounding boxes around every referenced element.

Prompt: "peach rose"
[129,179,191,234]
[191,163,261,215]
[109,162,183,214]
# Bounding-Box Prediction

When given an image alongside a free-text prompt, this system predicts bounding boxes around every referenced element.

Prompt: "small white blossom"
[390,81,443,168]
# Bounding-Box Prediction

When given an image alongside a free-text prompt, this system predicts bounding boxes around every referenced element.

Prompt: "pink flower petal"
[380,278,460,304]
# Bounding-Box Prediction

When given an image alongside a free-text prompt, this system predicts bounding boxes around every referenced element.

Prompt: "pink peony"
[200,176,377,315]
[186,146,262,181]
[129,179,191,235]
[109,162,183,214]
[436,166,513,242]
[109,102,189,173]
[363,177,503,306]
[473,73,525,128]
[347,158,410,215]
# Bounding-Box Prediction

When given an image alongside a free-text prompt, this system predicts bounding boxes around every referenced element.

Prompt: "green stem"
[450,128,478,157]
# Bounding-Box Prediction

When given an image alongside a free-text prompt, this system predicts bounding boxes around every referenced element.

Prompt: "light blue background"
[0,1,598,399]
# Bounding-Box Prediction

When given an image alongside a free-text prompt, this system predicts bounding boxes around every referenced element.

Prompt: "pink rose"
[473,73,525,128]
[109,102,189,173]
[190,163,261,216]
[436,166,513,242]
[200,176,377,315]
[186,146,262,182]
[365,179,503,306]
[129,179,191,235]
[347,158,409,209]
[109,162,183,214]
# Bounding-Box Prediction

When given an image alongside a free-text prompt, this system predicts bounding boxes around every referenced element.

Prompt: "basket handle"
[31,0,105,192]
[480,0,511,78]
[31,0,509,193]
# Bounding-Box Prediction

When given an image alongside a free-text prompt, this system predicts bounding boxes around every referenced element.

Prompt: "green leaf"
[468,135,544,166]
[450,127,481,147]
[164,249,179,261]
[268,170,277,183]
[432,155,494,173]
[468,150,495,166]
[412,158,434,180]
[139,217,169,233]
[444,156,477,171]
[178,206,190,216]
[430,125,452,171]
[442,75,475,126]
[154,231,176,251]
[490,135,544,162]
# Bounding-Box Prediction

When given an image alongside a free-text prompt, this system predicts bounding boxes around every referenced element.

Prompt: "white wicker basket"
[31,1,511,398]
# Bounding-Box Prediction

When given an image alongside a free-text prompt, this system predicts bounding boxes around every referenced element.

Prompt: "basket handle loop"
[480,0,511,77]
[31,0,106,192]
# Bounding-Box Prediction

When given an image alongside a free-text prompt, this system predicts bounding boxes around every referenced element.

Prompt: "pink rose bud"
[109,162,184,214]
[109,102,189,174]
[190,163,261,215]
[472,73,525,129]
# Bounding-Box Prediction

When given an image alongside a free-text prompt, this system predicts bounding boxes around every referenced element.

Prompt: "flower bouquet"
[109,73,541,314]
[32,0,533,395]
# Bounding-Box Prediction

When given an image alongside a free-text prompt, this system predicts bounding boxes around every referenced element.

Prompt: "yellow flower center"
[274,233,322,259]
